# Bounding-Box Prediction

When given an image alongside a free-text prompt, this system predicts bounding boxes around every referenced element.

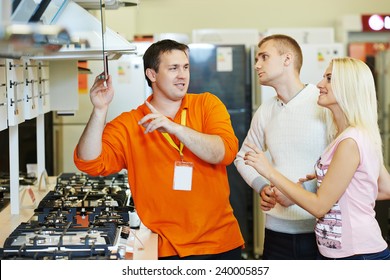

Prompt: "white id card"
[173,161,193,191]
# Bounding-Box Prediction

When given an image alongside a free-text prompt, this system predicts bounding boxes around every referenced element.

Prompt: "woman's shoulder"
[332,127,369,154]
[339,127,362,140]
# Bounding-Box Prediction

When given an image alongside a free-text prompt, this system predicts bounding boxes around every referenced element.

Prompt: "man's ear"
[284,53,293,66]
[145,68,156,83]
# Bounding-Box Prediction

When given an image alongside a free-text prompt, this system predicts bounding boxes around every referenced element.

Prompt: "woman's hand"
[243,142,274,180]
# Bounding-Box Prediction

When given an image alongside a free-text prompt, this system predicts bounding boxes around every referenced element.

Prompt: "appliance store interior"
[1,0,390,262]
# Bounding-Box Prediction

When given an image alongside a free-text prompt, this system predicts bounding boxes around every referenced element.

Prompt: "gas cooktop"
[0,172,138,260]
[1,222,121,260]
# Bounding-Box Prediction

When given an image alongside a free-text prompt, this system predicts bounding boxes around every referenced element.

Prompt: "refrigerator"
[188,44,254,258]
[375,49,390,243]
[53,52,151,174]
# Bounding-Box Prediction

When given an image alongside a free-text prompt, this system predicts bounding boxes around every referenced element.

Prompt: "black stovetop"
[0,172,135,260]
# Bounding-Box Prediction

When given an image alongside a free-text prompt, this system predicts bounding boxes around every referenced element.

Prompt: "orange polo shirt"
[74,92,244,257]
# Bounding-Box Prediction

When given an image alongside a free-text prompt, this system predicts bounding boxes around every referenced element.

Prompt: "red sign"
[362,15,390,32]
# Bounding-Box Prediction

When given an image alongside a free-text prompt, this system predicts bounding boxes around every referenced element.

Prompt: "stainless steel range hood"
[0,23,70,58]
[0,0,71,58]
[74,0,138,10]
[34,0,137,60]
[1,0,136,60]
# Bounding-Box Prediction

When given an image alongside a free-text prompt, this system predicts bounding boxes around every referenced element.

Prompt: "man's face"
[255,40,286,86]
[151,50,190,101]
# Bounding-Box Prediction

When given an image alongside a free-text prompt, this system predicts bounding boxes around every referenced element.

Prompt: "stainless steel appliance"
[1,220,121,259]
[188,43,254,258]
[375,49,390,244]
[0,172,138,260]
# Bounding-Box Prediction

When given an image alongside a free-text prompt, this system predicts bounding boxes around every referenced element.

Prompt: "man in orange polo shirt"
[74,39,244,259]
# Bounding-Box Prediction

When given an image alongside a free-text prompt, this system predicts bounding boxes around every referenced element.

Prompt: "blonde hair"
[324,57,383,163]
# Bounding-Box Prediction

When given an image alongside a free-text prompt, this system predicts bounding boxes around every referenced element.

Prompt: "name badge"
[173,161,193,191]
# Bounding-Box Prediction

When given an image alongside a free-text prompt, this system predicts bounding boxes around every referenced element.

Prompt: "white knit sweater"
[235,84,328,233]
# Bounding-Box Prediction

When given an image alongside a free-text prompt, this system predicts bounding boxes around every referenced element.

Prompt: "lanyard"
[162,109,187,158]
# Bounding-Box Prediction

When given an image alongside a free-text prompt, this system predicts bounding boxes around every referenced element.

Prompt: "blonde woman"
[244,57,390,260]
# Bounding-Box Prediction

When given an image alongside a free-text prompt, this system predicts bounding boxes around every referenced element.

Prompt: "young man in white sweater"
[234,34,328,259]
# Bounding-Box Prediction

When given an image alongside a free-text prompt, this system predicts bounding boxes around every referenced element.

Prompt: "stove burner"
[35,208,77,227]
[34,229,55,235]
[80,235,97,245]
[62,199,76,208]
[29,236,46,245]
[45,214,67,224]
[52,200,63,208]
[97,197,115,207]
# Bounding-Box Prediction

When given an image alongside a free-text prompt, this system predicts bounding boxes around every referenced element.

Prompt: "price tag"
[27,186,36,203]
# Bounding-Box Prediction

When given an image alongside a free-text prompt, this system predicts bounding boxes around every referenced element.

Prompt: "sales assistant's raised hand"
[138,101,179,134]
[89,73,114,110]
[244,142,274,180]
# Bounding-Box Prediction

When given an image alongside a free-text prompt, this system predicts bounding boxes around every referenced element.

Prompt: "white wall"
[102,0,390,41]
